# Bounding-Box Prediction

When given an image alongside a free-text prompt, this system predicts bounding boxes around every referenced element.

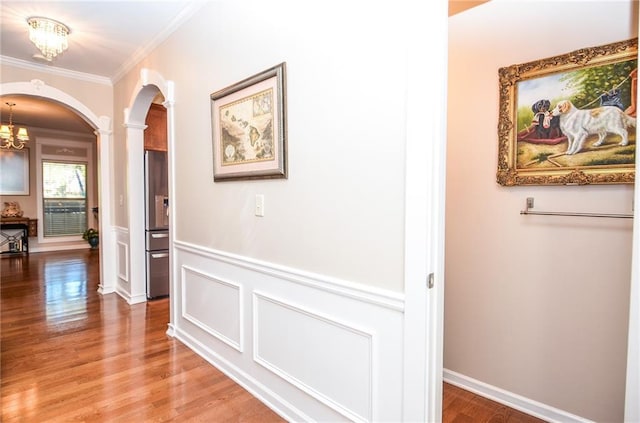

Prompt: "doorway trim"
[0,79,115,294]
[122,69,175,327]
[401,2,447,421]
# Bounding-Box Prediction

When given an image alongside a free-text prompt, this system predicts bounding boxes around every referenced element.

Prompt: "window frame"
[36,138,95,244]
[42,160,88,238]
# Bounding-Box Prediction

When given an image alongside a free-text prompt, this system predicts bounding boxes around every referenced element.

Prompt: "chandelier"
[27,17,70,62]
[0,103,29,150]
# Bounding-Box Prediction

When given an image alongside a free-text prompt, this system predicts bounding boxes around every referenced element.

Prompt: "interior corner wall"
[446,2,636,422]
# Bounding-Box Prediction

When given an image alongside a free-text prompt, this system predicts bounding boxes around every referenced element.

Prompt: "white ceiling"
[0,1,203,134]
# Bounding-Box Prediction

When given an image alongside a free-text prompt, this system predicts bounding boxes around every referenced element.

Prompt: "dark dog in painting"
[531,99,560,139]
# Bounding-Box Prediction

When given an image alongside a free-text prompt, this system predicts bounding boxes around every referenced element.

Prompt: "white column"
[124,121,148,304]
[95,121,116,294]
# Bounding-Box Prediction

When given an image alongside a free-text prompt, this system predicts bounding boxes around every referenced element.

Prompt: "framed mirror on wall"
[0,148,30,195]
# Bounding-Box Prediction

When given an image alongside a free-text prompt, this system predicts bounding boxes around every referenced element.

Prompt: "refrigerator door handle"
[151,252,169,259]
[151,233,169,239]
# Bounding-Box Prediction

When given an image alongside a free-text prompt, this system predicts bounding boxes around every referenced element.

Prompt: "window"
[36,138,95,245]
[42,161,87,237]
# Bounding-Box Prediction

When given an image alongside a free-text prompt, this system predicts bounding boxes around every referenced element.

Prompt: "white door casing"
[402,1,447,421]
[122,69,175,331]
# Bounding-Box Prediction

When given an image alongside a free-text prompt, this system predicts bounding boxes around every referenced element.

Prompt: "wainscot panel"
[114,226,132,301]
[254,292,373,421]
[116,240,129,282]
[182,265,243,352]
[172,241,405,422]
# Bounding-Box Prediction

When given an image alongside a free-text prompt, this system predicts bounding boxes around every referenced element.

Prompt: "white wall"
[150,2,407,291]
[112,2,442,421]
[447,1,636,421]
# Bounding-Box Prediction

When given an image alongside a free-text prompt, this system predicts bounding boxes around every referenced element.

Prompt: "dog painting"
[551,99,636,155]
[496,38,638,186]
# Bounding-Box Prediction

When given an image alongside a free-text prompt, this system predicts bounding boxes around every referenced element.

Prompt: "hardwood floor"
[443,383,546,423]
[1,250,284,422]
[1,250,546,422]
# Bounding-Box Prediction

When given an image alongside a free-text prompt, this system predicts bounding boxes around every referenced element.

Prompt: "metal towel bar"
[520,197,633,219]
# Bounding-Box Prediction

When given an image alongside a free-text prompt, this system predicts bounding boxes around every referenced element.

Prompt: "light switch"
[255,194,265,217]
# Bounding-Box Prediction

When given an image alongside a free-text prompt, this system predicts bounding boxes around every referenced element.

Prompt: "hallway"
[0,250,284,422]
[1,250,546,422]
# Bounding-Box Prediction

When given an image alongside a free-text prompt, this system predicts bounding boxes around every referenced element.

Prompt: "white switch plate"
[255,194,265,217]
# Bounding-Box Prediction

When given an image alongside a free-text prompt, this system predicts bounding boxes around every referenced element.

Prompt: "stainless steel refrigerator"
[145,150,169,299]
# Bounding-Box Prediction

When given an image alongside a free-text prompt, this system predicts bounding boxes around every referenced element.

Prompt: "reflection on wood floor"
[1,250,284,422]
[1,250,546,422]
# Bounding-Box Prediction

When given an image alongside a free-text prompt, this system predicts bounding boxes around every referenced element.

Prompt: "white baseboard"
[173,326,309,423]
[443,369,594,423]
[114,285,147,305]
[30,244,89,253]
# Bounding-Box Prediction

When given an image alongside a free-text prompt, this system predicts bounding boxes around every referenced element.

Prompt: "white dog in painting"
[550,99,636,155]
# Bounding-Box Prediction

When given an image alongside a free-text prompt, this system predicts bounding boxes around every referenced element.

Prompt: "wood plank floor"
[1,250,546,422]
[443,383,546,423]
[1,250,284,422]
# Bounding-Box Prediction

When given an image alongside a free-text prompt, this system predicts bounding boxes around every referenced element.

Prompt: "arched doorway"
[0,79,115,293]
[123,69,176,333]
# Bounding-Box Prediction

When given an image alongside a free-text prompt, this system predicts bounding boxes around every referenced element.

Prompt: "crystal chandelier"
[0,103,29,150]
[27,17,70,62]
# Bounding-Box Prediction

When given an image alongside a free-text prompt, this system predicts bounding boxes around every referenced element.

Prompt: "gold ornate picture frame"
[497,39,638,186]
[211,63,287,182]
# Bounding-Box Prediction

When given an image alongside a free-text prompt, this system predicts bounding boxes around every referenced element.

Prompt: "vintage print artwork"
[220,89,274,165]
[497,38,638,186]
[211,63,287,181]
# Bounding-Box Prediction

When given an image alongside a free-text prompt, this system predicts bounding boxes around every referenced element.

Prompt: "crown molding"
[111,1,208,84]
[0,55,112,86]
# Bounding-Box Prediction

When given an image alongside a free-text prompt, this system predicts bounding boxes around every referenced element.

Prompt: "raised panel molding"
[116,240,129,281]
[253,292,373,422]
[182,265,243,352]
[172,241,405,422]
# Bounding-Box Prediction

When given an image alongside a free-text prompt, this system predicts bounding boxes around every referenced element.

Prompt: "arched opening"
[123,69,175,333]
[0,79,115,293]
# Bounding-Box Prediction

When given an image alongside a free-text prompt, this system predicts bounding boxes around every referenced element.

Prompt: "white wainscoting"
[253,291,374,422]
[181,265,243,352]
[172,241,405,422]
[113,226,133,302]
[116,240,129,282]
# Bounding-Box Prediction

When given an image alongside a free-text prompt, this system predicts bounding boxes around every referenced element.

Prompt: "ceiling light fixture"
[0,103,29,150]
[27,17,70,62]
